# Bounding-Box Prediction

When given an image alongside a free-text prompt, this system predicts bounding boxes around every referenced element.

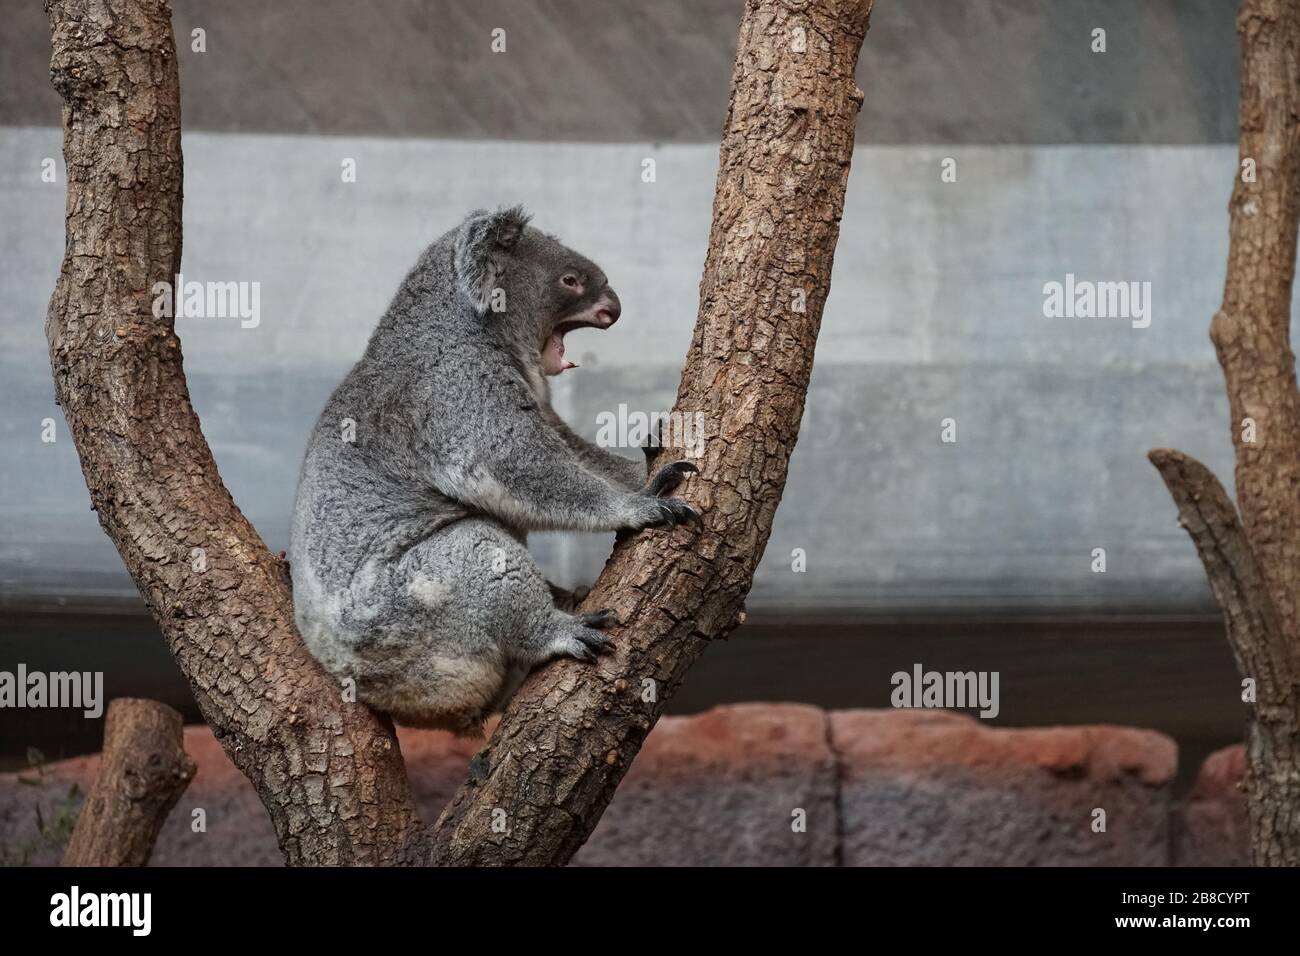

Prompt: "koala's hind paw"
[554,625,614,662]
[646,459,699,498]
[575,625,613,656]
[542,608,618,664]
[579,607,620,629]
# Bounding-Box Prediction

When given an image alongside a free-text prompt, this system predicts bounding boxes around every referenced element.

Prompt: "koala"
[288,207,701,736]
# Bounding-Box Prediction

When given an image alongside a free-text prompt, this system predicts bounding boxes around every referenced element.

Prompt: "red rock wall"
[0,705,1245,866]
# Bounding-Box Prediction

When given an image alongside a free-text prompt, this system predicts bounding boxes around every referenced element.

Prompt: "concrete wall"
[0,130,1276,609]
[0,0,1277,612]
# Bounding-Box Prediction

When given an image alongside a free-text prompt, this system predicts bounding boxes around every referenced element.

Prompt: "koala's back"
[290,356,456,621]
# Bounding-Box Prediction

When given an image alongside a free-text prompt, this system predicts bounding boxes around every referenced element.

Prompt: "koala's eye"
[560,273,581,290]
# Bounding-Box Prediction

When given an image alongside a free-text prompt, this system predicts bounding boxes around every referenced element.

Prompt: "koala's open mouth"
[541,296,620,376]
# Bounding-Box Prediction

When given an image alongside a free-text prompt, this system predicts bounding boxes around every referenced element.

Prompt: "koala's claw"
[566,641,598,663]
[579,608,621,630]
[644,496,702,531]
[646,459,699,498]
[641,417,668,469]
[574,626,614,656]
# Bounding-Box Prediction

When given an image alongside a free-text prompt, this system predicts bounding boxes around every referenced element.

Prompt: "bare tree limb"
[423,0,876,866]
[1150,0,1300,866]
[1148,449,1300,865]
[1148,449,1291,681]
[44,0,421,865]
[64,698,195,866]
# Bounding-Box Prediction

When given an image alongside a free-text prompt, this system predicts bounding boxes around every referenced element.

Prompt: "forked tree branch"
[45,0,874,866]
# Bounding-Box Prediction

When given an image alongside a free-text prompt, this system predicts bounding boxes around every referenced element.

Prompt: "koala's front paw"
[579,607,621,629]
[625,493,703,532]
[646,459,699,498]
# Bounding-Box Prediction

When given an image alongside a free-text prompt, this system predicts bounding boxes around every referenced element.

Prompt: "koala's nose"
[596,289,621,327]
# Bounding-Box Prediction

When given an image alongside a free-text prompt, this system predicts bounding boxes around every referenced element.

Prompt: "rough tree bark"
[424,0,875,865]
[1150,0,1300,866]
[64,699,195,866]
[45,0,422,865]
[46,0,873,866]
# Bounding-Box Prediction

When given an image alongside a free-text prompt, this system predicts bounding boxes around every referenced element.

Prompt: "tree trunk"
[46,0,874,866]
[45,0,422,865]
[64,699,195,866]
[423,0,875,866]
[1150,0,1300,865]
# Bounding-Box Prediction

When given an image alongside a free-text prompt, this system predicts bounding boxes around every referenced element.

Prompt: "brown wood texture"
[45,0,422,865]
[63,698,195,866]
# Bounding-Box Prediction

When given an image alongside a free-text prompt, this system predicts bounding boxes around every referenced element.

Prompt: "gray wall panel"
[0,127,1272,610]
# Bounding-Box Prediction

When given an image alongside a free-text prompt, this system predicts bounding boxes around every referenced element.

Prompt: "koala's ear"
[454,206,532,314]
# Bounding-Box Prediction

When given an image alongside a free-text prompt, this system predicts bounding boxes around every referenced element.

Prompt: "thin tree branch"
[1212,0,1300,633]
[1148,449,1291,681]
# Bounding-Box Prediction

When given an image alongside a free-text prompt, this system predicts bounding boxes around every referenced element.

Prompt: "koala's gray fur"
[289,207,700,736]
